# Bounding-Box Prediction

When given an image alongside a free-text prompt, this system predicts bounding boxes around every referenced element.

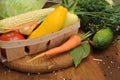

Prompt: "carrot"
[27,31,92,63]
[5,21,38,32]
[19,21,38,35]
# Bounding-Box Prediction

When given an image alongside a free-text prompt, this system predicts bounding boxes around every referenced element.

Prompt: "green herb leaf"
[69,42,90,67]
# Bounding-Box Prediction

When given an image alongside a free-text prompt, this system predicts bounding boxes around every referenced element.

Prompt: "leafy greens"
[0,0,47,19]
[60,0,120,34]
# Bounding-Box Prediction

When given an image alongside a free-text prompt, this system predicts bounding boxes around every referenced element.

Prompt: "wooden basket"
[0,21,80,62]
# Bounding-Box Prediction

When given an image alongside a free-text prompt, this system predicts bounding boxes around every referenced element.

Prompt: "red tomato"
[0,31,25,41]
[0,31,25,57]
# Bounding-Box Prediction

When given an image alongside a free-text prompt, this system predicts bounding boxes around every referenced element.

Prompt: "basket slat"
[6,47,25,62]
[29,41,48,55]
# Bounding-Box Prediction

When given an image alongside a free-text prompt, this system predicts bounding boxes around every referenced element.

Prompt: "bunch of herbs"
[60,0,120,34]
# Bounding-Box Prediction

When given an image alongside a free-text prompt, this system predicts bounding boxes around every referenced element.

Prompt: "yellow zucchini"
[28,6,68,39]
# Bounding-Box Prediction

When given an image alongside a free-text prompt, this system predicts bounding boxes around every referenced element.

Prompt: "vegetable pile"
[0,0,120,67]
[0,0,91,67]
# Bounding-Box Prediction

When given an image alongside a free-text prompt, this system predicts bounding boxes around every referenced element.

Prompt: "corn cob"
[0,8,54,33]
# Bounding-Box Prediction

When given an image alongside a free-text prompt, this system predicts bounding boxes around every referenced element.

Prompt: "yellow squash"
[28,6,68,39]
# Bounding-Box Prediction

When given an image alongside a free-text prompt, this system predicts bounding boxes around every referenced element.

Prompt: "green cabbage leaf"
[0,0,47,19]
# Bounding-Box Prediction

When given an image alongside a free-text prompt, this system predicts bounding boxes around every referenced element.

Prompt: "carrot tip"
[26,53,46,63]
[27,59,36,63]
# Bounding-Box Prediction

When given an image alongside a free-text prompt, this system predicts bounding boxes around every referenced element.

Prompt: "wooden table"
[0,42,120,80]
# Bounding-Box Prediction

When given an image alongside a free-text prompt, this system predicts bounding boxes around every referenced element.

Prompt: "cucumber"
[92,27,113,49]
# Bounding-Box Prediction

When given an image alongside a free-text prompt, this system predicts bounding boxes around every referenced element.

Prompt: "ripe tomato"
[0,31,25,57]
[0,31,25,41]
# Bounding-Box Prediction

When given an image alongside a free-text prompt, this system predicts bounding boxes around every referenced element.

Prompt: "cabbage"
[0,0,47,19]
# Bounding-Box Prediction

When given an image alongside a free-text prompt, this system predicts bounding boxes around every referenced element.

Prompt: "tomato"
[0,31,25,41]
[0,31,25,57]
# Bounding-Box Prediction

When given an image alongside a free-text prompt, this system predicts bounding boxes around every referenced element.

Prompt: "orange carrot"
[27,35,81,62]
[27,31,92,63]
[5,21,38,32]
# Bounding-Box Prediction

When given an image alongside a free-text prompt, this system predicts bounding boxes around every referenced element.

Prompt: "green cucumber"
[92,27,113,49]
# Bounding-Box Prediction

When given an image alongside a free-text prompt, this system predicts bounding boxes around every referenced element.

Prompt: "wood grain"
[0,55,106,80]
